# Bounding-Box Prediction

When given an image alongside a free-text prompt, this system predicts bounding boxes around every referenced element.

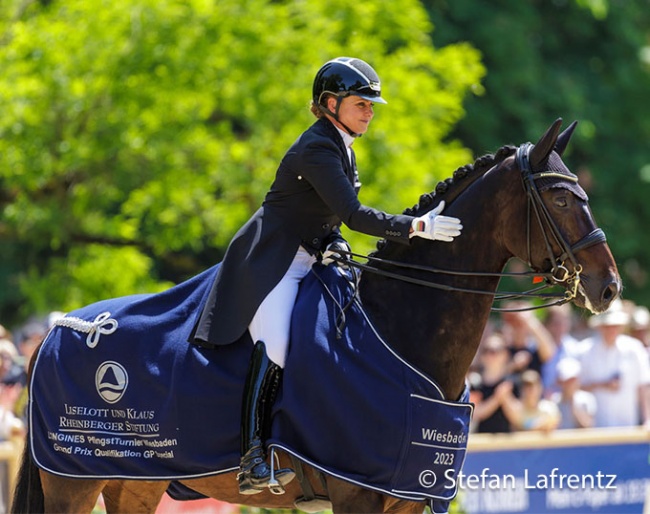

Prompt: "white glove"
[322,241,351,266]
[409,200,462,242]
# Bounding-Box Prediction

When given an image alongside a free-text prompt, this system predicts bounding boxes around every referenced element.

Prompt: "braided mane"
[375,144,517,252]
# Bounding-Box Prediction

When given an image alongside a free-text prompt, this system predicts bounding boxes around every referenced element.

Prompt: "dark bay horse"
[12,119,621,513]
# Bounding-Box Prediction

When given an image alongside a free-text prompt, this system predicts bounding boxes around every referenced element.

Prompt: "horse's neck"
[359,257,502,400]
[359,167,520,400]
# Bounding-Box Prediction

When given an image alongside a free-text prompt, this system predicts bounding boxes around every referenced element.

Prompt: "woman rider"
[192,57,463,495]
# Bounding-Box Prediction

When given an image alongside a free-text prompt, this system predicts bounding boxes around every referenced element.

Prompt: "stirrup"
[269,447,296,494]
[268,447,285,495]
[237,463,294,496]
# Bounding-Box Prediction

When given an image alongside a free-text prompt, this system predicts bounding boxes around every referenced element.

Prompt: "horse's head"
[503,118,621,313]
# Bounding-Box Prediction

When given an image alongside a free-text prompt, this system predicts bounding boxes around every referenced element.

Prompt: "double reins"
[331,143,607,311]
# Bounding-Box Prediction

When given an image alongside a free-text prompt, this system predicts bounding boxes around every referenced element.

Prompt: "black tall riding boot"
[238,341,295,495]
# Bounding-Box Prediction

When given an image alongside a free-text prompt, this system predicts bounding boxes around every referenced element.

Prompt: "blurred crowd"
[468,299,650,433]
[0,311,65,444]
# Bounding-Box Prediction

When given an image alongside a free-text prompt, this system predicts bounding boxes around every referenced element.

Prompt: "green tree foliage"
[425,0,650,308]
[0,0,484,324]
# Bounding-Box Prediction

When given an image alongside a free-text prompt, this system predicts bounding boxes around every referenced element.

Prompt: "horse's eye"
[554,196,568,208]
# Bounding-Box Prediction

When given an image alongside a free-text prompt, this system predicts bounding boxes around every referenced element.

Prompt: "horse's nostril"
[601,281,621,305]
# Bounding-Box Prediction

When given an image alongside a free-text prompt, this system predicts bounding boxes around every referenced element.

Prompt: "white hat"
[556,357,581,381]
[631,306,650,330]
[588,299,630,328]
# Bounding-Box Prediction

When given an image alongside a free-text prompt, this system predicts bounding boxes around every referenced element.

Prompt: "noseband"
[331,143,608,310]
[516,143,607,301]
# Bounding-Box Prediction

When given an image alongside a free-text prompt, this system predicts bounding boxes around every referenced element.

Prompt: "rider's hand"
[322,241,351,266]
[409,201,462,242]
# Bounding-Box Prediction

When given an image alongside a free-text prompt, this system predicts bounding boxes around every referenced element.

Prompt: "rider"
[192,57,463,495]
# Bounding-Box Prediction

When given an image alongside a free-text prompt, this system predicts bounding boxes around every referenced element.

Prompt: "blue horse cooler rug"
[29,264,472,512]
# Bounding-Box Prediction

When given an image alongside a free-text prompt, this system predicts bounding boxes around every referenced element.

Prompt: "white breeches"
[248,247,317,368]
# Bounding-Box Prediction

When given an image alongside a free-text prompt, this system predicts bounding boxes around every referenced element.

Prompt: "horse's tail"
[10,434,44,514]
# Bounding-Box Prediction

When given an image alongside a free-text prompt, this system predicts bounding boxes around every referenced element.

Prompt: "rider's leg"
[238,247,315,495]
[238,341,293,495]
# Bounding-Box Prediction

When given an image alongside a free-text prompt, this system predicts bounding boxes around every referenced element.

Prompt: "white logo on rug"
[95,361,128,404]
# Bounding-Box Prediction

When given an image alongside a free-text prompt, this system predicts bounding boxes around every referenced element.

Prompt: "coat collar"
[315,118,355,176]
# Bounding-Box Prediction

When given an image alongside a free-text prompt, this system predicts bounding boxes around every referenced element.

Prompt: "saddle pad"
[270,266,473,512]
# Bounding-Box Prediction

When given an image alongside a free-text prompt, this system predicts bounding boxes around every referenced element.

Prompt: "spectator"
[0,340,22,386]
[471,334,520,433]
[545,304,590,356]
[513,369,561,432]
[500,302,556,384]
[629,304,650,351]
[0,335,24,507]
[579,300,650,428]
[0,379,24,514]
[0,384,24,440]
[541,304,586,395]
[551,358,596,429]
[16,318,50,376]
[12,315,56,424]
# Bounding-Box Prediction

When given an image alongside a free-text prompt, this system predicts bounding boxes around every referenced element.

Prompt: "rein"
[332,250,570,310]
[331,143,607,312]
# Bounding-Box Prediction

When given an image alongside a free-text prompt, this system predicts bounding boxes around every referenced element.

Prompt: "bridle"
[517,142,606,305]
[331,143,607,311]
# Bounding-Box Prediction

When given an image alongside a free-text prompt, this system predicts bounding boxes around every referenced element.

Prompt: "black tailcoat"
[193,118,413,346]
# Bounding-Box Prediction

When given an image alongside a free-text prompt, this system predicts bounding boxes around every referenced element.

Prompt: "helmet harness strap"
[318,93,361,138]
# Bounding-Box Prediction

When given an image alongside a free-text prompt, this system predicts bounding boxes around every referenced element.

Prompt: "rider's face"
[328,95,375,135]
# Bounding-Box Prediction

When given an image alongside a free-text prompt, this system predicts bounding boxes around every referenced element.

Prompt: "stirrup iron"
[268,447,286,495]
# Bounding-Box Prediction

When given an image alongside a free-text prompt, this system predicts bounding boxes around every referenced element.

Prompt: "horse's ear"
[554,120,578,157]
[530,118,563,167]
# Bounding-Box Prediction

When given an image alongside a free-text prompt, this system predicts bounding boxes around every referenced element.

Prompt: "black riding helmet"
[312,57,387,136]
[313,57,387,105]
